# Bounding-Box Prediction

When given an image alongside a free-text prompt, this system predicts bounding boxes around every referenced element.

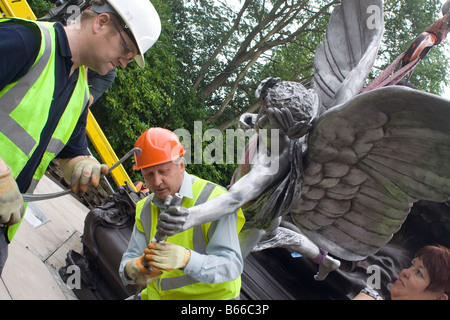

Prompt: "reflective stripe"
[46,138,66,155]
[140,195,154,244]
[0,23,52,155]
[157,225,206,291]
[192,225,205,253]
[159,274,199,291]
[0,22,52,112]
[190,182,219,253]
[194,182,217,205]
[0,117,35,155]
[26,179,40,194]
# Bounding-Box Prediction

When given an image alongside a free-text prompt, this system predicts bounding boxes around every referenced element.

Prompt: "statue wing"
[291,86,450,260]
[311,0,384,110]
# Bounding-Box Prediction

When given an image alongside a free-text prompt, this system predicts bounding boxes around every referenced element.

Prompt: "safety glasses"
[112,21,134,61]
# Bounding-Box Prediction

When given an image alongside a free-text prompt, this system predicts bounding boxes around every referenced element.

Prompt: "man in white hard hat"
[0,0,161,275]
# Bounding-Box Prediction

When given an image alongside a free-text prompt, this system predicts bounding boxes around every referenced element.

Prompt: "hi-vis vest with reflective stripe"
[135,177,245,300]
[0,18,89,241]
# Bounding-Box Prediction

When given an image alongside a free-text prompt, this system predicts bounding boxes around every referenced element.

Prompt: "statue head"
[255,78,320,139]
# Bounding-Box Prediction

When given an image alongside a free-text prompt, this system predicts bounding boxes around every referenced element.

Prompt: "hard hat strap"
[90,2,117,15]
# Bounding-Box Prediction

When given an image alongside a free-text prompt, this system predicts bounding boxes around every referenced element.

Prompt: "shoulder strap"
[0,20,53,156]
[139,194,154,244]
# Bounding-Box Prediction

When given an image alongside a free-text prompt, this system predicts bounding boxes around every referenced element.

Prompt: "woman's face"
[390,257,447,300]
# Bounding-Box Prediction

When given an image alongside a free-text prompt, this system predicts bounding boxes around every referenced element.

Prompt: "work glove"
[144,242,191,271]
[0,166,25,226]
[156,206,190,237]
[125,255,162,286]
[59,156,109,196]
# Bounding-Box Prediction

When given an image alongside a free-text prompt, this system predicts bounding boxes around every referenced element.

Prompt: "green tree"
[182,0,339,128]
[29,0,53,17]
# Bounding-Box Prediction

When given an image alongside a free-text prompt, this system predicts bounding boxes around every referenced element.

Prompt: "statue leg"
[252,226,341,280]
[239,227,268,258]
[313,249,341,281]
[239,216,281,258]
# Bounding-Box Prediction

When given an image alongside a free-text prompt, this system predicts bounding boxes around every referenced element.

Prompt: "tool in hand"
[134,192,183,299]
[153,193,184,242]
[142,192,184,268]
[21,147,142,202]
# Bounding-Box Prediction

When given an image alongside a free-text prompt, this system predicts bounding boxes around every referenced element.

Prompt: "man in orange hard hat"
[119,127,245,300]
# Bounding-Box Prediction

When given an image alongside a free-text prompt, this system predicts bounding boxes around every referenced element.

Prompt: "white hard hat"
[91,0,161,68]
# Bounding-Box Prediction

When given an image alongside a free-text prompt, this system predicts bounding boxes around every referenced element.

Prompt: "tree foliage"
[30,0,450,186]
[374,0,450,93]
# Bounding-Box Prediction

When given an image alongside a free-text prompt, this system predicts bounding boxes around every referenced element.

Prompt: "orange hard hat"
[133,127,186,170]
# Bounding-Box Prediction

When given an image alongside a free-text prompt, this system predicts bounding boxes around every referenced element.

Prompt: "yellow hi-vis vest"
[0,18,89,241]
[135,177,245,300]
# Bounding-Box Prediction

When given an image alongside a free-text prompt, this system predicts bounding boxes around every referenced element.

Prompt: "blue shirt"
[119,171,243,286]
[0,20,89,192]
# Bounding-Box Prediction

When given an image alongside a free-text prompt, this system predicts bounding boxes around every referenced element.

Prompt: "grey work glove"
[59,156,109,196]
[145,242,191,271]
[156,206,190,237]
[125,255,162,286]
[0,166,25,225]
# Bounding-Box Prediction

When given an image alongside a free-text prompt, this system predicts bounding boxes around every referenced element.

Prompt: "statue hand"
[157,206,190,237]
[266,107,312,139]
[238,113,258,131]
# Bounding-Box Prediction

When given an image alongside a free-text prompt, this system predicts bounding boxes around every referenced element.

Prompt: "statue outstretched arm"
[157,134,291,236]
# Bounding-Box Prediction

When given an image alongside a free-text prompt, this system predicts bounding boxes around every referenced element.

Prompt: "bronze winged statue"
[156,0,450,280]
